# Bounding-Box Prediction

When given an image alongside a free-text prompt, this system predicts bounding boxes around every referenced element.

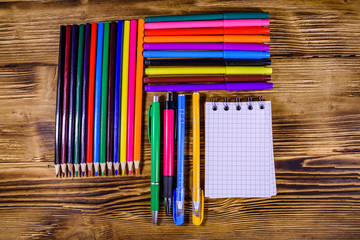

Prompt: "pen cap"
[223,12,269,19]
[226,66,272,75]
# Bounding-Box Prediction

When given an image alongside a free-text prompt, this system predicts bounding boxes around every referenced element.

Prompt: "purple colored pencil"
[144,82,273,92]
[143,43,270,51]
[80,23,91,177]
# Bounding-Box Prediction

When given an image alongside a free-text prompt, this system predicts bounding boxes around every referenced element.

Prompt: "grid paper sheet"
[205,101,276,198]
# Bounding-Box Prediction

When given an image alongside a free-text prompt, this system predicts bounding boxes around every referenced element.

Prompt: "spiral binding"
[210,96,266,111]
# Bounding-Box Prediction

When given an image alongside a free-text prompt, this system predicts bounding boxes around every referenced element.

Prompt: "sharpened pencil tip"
[129,170,132,175]
[82,172,85,177]
[101,171,104,176]
[62,172,65,177]
[95,171,98,176]
[108,169,111,176]
[75,171,78,177]
[69,171,71,177]
[115,170,118,175]
[122,170,125,175]
[135,168,139,175]
[56,173,59,178]
[88,170,91,176]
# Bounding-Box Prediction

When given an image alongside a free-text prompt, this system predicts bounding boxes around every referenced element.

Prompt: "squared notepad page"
[205,101,276,198]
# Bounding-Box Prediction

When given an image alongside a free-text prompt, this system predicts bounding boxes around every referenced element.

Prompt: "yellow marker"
[120,21,130,175]
[145,66,272,76]
[192,92,204,225]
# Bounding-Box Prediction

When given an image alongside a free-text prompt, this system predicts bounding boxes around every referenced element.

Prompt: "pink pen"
[144,19,269,29]
[126,20,137,175]
[163,91,175,216]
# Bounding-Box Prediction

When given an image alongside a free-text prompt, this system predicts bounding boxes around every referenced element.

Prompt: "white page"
[205,101,276,198]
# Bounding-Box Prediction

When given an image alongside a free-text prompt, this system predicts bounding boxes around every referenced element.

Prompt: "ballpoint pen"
[192,92,204,225]
[148,95,160,225]
[173,94,185,225]
[163,92,175,216]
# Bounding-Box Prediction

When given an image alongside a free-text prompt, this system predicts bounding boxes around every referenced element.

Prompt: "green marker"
[100,22,110,176]
[74,24,85,177]
[145,12,269,22]
[148,95,160,225]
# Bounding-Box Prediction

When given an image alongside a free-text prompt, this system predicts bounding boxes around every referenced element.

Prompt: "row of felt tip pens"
[142,12,272,92]
[55,20,146,177]
[148,92,203,226]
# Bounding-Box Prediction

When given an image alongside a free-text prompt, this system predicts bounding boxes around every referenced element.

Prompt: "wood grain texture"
[1,0,360,239]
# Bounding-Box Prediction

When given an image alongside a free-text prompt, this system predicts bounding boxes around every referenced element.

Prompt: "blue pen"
[143,50,270,60]
[113,20,123,176]
[93,22,104,176]
[173,94,185,225]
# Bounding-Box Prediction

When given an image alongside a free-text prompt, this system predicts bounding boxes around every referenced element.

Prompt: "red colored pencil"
[143,75,271,84]
[145,27,270,36]
[61,25,71,177]
[86,23,97,176]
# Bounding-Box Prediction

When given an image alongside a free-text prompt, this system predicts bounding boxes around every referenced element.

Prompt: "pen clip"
[147,105,152,143]
[192,190,204,226]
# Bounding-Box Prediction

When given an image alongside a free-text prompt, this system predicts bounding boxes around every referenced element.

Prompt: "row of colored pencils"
[55,20,145,177]
[141,12,272,92]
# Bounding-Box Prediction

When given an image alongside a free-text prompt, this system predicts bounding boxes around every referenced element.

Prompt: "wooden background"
[1,0,360,239]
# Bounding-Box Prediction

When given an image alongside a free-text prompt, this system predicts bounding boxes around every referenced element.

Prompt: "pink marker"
[126,20,137,175]
[163,91,175,215]
[144,19,269,29]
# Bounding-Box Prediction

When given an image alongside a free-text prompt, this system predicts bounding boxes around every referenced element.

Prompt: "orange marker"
[133,19,145,175]
[144,35,270,43]
[145,27,270,36]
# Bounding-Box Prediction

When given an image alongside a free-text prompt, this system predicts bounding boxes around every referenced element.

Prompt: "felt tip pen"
[173,94,185,225]
[163,92,175,216]
[144,27,270,36]
[143,75,272,84]
[143,50,270,59]
[144,82,273,92]
[144,35,270,43]
[143,42,270,51]
[145,12,269,22]
[145,19,270,29]
[144,59,271,67]
[148,95,160,225]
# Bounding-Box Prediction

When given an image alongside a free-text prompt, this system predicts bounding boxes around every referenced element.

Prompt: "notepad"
[205,99,276,198]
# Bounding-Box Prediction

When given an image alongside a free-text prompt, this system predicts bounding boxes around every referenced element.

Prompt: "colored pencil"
[144,19,269,29]
[144,59,271,66]
[145,12,269,22]
[144,35,270,43]
[74,24,84,177]
[113,21,124,176]
[87,23,97,176]
[81,23,91,177]
[94,22,104,176]
[143,43,270,51]
[55,25,66,177]
[145,66,272,75]
[144,27,270,36]
[142,50,270,59]
[126,20,137,175]
[100,22,110,176]
[144,82,273,92]
[143,75,271,83]
[67,24,79,177]
[61,25,71,177]
[106,22,117,176]
[133,19,145,175]
[120,21,130,175]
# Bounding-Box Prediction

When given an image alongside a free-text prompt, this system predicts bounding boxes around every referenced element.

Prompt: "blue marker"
[143,50,270,60]
[173,94,185,225]
[93,22,104,176]
[113,20,123,176]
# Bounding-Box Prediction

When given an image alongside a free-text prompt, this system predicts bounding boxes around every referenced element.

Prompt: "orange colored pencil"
[133,19,145,175]
[143,35,270,43]
[145,27,270,36]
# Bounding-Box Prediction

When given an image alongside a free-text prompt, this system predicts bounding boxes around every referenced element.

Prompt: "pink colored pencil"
[126,20,137,175]
[144,19,269,29]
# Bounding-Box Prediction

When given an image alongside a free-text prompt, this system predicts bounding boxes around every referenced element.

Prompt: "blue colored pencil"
[93,22,104,176]
[113,20,123,176]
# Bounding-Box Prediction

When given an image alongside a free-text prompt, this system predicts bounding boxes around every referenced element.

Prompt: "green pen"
[100,22,110,176]
[148,94,160,225]
[74,24,85,177]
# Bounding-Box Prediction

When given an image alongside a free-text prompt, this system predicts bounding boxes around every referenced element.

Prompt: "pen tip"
[152,211,158,225]
[115,170,118,175]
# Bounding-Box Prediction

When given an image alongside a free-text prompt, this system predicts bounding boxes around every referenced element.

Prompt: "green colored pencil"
[100,22,110,176]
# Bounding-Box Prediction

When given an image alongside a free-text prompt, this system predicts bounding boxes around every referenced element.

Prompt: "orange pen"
[133,19,145,175]
[144,35,270,43]
[145,27,270,36]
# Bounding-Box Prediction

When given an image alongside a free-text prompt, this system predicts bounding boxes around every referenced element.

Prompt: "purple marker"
[143,43,270,51]
[144,82,273,92]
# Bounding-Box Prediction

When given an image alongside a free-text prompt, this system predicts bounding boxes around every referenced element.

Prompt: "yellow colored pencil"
[120,21,130,175]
